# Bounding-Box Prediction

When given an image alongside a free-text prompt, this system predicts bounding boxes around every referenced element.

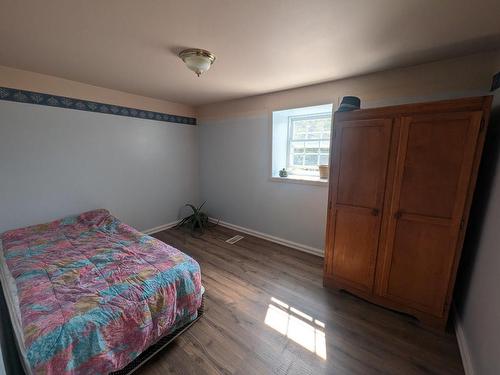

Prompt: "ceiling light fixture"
[178,48,216,77]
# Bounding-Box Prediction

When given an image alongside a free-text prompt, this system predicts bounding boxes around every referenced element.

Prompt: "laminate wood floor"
[138,225,464,375]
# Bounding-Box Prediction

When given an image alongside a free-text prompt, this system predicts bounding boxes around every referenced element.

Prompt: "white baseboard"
[142,218,324,257]
[453,306,475,375]
[142,220,180,235]
[209,218,324,257]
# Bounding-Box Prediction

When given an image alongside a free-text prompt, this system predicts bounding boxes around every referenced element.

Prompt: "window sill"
[270,175,328,186]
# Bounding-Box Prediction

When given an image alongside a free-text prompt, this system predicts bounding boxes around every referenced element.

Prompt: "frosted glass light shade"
[179,49,216,77]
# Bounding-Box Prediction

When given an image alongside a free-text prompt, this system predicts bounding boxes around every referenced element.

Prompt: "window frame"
[286,112,332,177]
[269,103,333,186]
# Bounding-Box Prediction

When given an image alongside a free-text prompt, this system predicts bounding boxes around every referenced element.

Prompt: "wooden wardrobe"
[323,96,493,329]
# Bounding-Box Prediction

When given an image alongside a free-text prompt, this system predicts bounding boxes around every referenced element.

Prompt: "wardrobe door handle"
[394,211,402,219]
[371,208,380,216]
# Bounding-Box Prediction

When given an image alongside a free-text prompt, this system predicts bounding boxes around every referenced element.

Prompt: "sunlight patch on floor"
[265,297,326,359]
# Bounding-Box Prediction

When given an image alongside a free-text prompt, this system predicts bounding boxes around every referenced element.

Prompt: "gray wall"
[199,114,328,252]
[197,93,489,254]
[456,92,500,375]
[0,100,199,233]
[0,100,200,374]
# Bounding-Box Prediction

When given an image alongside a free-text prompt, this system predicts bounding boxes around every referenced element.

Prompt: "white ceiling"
[1,0,499,106]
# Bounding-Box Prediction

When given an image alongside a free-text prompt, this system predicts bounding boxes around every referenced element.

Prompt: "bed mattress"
[0,209,203,375]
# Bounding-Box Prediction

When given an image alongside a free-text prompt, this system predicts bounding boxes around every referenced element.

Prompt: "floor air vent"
[225,235,244,244]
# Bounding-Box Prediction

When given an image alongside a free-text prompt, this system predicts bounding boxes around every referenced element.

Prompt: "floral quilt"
[0,209,202,374]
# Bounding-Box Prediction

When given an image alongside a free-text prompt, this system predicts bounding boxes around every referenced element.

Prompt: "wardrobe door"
[378,111,483,317]
[324,118,393,293]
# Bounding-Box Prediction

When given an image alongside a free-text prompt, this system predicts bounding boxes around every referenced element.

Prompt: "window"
[272,104,333,182]
[288,113,331,176]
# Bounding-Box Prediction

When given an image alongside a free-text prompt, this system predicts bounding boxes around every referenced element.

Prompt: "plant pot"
[279,168,288,177]
[319,165,329,179]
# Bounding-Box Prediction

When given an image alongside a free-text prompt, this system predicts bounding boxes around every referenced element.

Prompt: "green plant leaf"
[195,215,203,233]
[177,201,211,234]
[184,204,198,215]
[175,217,190,228]
[197,201,207,212]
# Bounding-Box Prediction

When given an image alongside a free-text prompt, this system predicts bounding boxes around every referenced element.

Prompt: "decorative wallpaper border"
[0,87,196,125]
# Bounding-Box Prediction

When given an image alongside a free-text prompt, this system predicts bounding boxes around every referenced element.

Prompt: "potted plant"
[279,168,288,177]
[319,165,329,179]
[175,201,217,234]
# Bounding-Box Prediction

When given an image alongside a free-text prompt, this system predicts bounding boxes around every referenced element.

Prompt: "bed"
[0,209,204,375]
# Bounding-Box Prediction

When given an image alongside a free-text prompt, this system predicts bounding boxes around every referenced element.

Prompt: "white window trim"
[269,103,333,187]
[269,175,329,186]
